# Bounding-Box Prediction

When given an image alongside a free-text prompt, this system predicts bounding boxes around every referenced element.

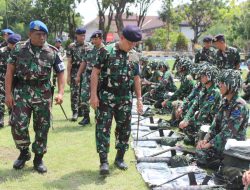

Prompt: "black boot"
[71,112,78,122]
[33,154,47,173]
[78,115,90,126]
[13,148,31,169]
[99,152,109,175]
[114,150,128,170]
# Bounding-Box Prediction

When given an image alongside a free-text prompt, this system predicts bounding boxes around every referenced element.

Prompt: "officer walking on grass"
[76,30,105,126]
[5,20,65,173]
[67,28,92,121]
[0,34,21,128]
[90,25,143,175]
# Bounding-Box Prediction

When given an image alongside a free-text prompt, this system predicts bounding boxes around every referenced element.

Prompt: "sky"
[76,0,247,25]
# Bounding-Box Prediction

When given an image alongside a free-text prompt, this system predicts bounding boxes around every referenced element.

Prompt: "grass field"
[0,60,249,190]
[0,86,148,190]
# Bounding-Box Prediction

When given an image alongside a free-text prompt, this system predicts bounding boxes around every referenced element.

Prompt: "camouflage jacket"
[66,41,92,69]
[195,47,216,64]
[208,95,249,152]
[94,42,140,102]
[167,74,195,107]
[141,64,152,80]
[182,82,204,115]
[184,84,221,126]
[8,40,64,81]
[156,70,176,92]
[149,70,162,83]
[0,46,11,76]
[215,46,240,70]
[84,43,105,75]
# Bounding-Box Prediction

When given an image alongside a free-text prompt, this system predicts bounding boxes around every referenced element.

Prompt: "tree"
[175,32,188,51]
[96,0,114,41]
[111,0,135,34]
[183,0,226,44]
[135,0,155,28]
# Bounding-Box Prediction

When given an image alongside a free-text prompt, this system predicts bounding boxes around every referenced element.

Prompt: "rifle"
[131,107,154,125]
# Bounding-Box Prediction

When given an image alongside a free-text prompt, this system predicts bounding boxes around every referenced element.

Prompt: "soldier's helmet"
[218,69,242,93]
[158,60,169,70]
[198,62,219,83]
[191,62,206,80]
[150,60,159,70]
[176,58,193,74]
[140,56,149,63]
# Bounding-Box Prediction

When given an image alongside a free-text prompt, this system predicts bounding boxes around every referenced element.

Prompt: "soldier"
[0,34,21,128]
[90,25,143,175]
[196,69,249,169]
[54,38,65,60]
[242,59,250,101]
[140,56,151,80]
[5,20,65,173]
[0,29,14,48]
[194,36,216,64]
[67,27,92,121]
[159,58,195,110]
[213,34,241,70]
[76,30,105,126]
[179,64,221,145]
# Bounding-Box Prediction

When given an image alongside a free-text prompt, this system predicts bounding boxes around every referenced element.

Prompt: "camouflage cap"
[218,69,242,92]
[198,62,219,82]
[176,58,193,73]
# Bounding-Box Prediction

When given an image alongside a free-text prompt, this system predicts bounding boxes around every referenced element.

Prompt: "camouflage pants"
[95,99,132,153]
[11,83,52,154]
[196,148,222,169]
[80,72,90,116]
[0,75,5,125]
[70,68,83,115]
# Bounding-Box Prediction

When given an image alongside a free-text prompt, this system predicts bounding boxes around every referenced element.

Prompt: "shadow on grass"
[51,123,94,134]
[43,169,108,190]
[0,166,33,184]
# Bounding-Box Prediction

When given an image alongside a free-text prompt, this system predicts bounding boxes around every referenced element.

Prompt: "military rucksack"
[214,145,250,190]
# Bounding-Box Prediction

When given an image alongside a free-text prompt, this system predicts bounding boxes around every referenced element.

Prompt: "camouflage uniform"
[8,40,65,154]
[194,47,216,64]
[196,70,249,169]
[0,46,11,127]
[215,46,240,70]
[242,66,250,100]
[80,43,105,118]
[183,84,221,142]
[95,43,139,153]
[66,42,91,116]
[140,57,151,80]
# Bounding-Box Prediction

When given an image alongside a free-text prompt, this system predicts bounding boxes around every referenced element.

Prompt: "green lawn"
[0,86,147,190]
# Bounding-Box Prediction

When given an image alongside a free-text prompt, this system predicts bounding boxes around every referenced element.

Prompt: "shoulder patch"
[231,109,241,117]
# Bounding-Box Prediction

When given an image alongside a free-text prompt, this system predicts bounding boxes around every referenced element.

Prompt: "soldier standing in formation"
[0,34,21,128]
[194,36,216,64]
[5,20,65,173]
[90,25,143,175]
[213,34,241,70]
[67,28,92,121]
[76,30,105,126]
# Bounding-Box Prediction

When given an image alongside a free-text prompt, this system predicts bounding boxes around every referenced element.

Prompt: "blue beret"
[91,30,103,38]
[122,25,142,42]
[1,29,14,35]
[203,36,213,42]
[29,20,48,34]
[213,34,225,42]
[75,27,86,34]
[55,38,62,43]
[7,34,21,44]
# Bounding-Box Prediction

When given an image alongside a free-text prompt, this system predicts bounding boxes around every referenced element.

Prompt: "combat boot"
[71,112,78,122]
[114,150,128,170]
[99,152,109,175]
[78,115,90,126]
[33,154,47,173]
[13,148,31,169]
